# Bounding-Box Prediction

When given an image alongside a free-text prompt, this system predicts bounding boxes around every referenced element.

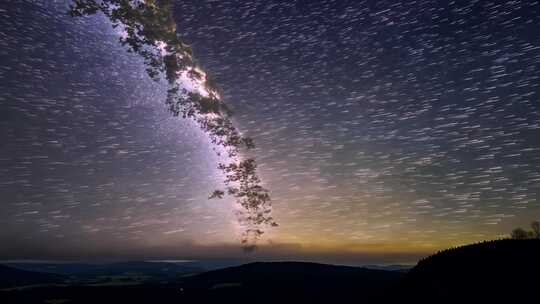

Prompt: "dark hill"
[0,265,65,289]
[178,261,404,303]
[394,239,540,303]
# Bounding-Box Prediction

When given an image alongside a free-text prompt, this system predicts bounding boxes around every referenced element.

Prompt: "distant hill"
[178,261,404,303]
[362,264,412,272]
[0,265,65,289]
[394,239,540,303]
[6,261,202,280]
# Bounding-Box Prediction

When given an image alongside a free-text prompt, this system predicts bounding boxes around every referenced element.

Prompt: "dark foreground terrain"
[1,239,538,303]
[0,262,402,303]
[392,239,540,303]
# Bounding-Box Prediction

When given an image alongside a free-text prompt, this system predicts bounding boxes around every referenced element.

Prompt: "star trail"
[1,0,539,263]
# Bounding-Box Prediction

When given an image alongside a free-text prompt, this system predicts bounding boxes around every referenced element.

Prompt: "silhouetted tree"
[511,228,531,239]
[69,0,275,245]
[510,222,540,239]
[531,221,540,238]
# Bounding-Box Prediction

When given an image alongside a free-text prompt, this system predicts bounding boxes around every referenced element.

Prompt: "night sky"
[1,0,539,264]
